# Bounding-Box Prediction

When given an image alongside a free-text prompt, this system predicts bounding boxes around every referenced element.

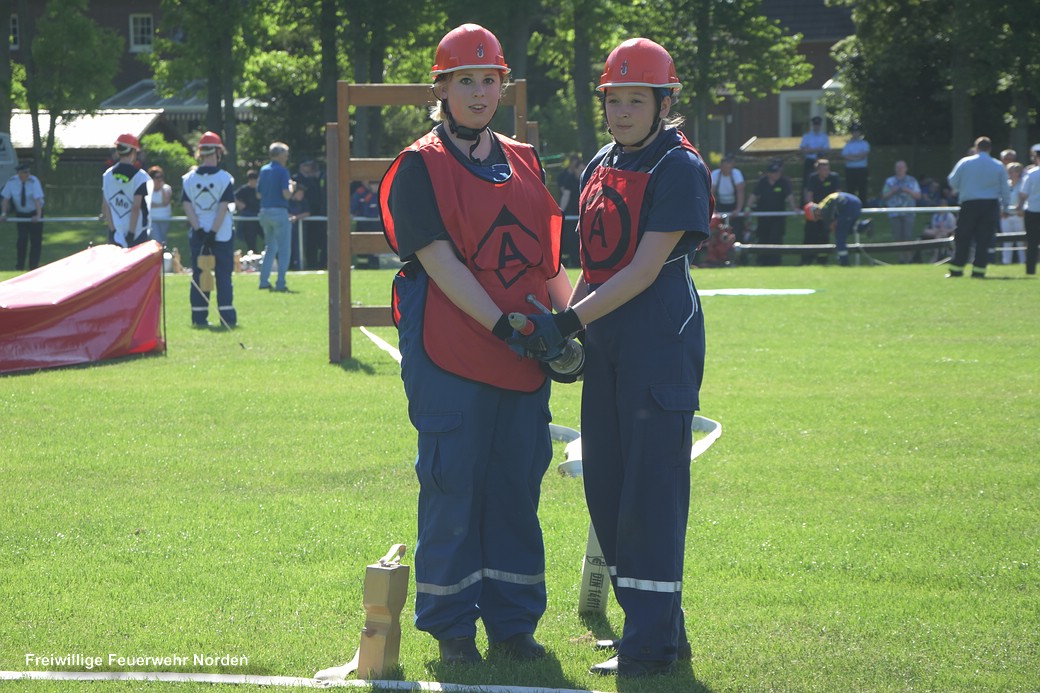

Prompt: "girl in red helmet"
[182,132,237,328]
[379,23,573,665]
[514,37,714,678]
[102,134,152,247]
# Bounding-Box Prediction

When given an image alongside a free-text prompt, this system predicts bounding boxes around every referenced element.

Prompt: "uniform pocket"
[634,384,697,467]
[414,411,463,493]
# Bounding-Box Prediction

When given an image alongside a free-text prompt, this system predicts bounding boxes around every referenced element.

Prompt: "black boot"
[489,633,546,660]
[438,636,481,664]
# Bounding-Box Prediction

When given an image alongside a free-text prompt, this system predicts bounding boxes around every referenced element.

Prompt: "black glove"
[492,314,513,341]
[200,230,217,255]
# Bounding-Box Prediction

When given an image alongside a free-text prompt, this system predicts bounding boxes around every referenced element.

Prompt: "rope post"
[326,122,341,363]
[336,81,354,361]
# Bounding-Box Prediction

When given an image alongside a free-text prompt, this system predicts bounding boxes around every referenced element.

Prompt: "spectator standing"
[1016,144,1040,275]
[287,183,310,270]
[799,115,829,187]
[182,131,236,328]
[349,179,380,227]
[379,23,571,665]
[710,153,746,244]
[234,170,263,253]
[801,159,841,265]
[945,136,1011,279]
[556,155,582,267]
[296,160,327,269]
[882,161,922,263]
[919,177,943,207]
[101,134,151,248]
[1026,144,1040,175]
[257,142,296,291]
[146,166,173,245]
[349,179,381,270]
[1000,162,1025,264]
[1,162,45,270]
[805,191,863,266]
[746,161,797,266]
[841,123,870,202]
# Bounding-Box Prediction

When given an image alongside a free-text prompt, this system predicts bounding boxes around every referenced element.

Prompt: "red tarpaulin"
[0,241,165,374]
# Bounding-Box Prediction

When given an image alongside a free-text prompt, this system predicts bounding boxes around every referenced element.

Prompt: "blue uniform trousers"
[833,195,863,266]
[189,230,236,327]
[395,267,552,643]
[581,257,703,662]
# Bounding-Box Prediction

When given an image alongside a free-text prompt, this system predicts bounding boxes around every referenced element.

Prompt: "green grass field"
[1,259,1038,692]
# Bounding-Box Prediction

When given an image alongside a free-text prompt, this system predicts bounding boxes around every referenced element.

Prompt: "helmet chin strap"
[627,116,661,150]
[443,99,492,162]
[602,92,664,151]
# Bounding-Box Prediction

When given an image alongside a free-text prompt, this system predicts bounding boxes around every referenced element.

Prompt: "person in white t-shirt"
[710,154,746,242]
[101,134,151,247]
[146,165,174,244]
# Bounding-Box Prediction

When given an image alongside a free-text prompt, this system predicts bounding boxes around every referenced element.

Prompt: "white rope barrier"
[0,671,611,692]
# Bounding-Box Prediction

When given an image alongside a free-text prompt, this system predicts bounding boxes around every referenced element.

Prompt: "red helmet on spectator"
[431,24,510,79]
[115,133,141,151]
[598,38,681,92]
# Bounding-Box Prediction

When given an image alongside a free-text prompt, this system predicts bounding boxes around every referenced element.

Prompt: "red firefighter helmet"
[198,131,225,153]
[598,38,681,92]
[115,133,141,151]
[431,24,510,78]
[803,202,819,221]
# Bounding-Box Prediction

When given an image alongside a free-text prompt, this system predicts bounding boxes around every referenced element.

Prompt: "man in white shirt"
[841,123,870,202]
[799,115,830,190]
[1016,144,1040,275]
[710,154,746,242]
[946,136,1011,278]
[1,163,46,270]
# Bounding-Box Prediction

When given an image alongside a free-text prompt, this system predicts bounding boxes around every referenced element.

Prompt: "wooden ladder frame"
[325,80,535,362]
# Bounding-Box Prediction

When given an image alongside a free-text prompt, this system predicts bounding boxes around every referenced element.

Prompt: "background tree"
[151,0,255,177]
[830,0,1040,162]
[641,0,812,151]
[238,3,326,165]
[987,0,1040,156]
[19,0,121,174]
[829,1,951,148]
[0,0,15,134]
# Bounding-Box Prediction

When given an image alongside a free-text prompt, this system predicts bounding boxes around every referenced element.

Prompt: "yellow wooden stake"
[356,543,409,679]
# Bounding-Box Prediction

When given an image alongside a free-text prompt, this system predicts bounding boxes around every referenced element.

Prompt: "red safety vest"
[578,132,712,284]
[381,130,562,392]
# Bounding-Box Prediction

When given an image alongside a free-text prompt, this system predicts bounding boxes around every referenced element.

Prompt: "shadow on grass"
[615,661,714,693]
[977,275,1037,281]
[579,612,616,643]
[0,349,167,378]
[425,651,582,693]
[336,358,377,375]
